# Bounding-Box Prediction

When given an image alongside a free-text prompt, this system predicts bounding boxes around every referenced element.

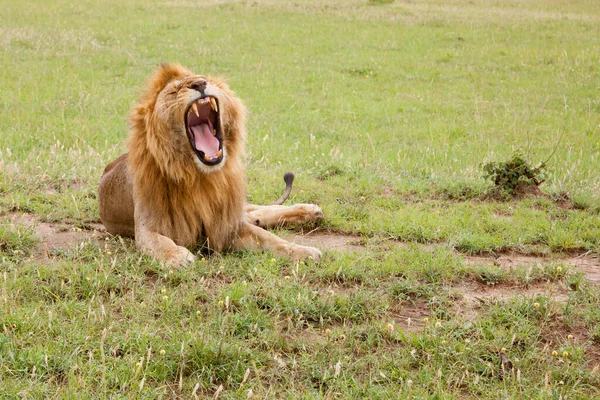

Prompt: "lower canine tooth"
[217,149,222,158]
[191,102,199,117]
[204,154,211,162]
[212,129,216,136]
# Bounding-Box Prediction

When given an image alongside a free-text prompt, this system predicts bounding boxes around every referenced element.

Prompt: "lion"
[98,63,324,266]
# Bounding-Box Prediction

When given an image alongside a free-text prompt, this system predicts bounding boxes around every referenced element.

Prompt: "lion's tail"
[271,172,294,205]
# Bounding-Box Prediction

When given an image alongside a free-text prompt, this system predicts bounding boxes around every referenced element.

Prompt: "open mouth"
[185,96,223,166]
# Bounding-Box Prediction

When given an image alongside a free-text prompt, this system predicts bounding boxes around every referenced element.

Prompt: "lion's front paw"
[164,245,196,266]
[290,245,322,262]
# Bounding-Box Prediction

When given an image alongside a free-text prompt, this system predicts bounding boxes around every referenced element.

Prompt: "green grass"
[1,0,600,397]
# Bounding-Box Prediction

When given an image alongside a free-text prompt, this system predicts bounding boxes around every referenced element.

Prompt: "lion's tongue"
[191,123,219,156]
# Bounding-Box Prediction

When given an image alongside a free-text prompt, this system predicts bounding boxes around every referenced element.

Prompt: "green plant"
[482,151,546,195]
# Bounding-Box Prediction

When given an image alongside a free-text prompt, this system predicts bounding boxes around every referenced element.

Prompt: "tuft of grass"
[0,221,38,262]
[473,264,508,285]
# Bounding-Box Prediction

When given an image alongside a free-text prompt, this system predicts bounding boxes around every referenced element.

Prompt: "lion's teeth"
[217,149,222,158]
[204,154,211,162]
[191,102,199,117]
[212,129,217,136]
[210,98,218,112]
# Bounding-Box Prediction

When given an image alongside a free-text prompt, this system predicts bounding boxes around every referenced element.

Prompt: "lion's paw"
[297,204,324,222]
[164,245,196,266]
[290,245,322,262]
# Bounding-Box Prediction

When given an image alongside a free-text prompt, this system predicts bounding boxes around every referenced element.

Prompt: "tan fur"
[98,63,323,265]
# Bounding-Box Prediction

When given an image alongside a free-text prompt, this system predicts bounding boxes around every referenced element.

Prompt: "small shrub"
[482,151,546,196]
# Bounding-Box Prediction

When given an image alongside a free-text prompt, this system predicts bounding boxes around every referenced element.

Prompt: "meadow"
[1,0,600,398]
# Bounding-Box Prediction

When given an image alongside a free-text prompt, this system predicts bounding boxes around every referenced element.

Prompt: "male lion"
[98,63,323,265]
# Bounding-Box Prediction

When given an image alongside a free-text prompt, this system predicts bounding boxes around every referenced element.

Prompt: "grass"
[1,0,600,397]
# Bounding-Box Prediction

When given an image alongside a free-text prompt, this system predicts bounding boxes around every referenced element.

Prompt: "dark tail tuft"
[271,172,295,205]
[283,172,294,187]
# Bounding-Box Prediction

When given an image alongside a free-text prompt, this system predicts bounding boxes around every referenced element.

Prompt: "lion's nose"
[189,80,207,91]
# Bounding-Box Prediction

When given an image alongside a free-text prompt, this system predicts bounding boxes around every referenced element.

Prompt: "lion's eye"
[166,86,179,96]
[165,83,183,96]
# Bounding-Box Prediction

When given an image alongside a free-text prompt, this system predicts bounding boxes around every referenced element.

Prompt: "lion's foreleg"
[231,222,322,261]
[245,204,324,228]
[134,203,196,266]
[135,230,196,266]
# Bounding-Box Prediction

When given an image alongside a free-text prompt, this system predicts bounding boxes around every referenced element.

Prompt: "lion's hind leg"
[98,154,135,237]
[245,204,324,228]
[232,222,322,261]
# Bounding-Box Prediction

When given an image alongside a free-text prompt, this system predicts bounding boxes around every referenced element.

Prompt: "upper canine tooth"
[209,98,218,112]
[191,102,199,117]
[212,129,217,136]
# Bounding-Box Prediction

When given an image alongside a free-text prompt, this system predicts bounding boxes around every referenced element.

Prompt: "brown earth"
[5,213,107,261]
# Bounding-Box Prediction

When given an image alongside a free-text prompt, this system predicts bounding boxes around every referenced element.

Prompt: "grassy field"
[1,0,600,398]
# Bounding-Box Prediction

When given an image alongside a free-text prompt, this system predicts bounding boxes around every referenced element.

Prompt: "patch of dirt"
[570,256,600,285]
[390,301,430,333]
[288,231,366,252]
[4,212,106,261]
[381,186,396,197]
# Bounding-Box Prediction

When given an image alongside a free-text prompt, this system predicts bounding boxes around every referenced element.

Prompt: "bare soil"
[5,212,107,261]
[390,301,430,333]
[288,230,366,252]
